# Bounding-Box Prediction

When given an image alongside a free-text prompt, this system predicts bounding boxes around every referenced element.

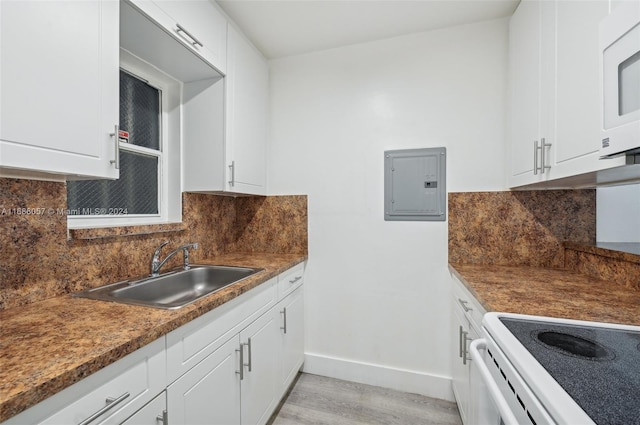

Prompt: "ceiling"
[215,0,520,59]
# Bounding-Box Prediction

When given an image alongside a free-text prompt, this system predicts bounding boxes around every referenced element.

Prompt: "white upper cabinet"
[0,0,119,180]
[225,25,268,195]
[128,0,227,74]
[508,0,544,185]
[182,24,268,196]
[508,0,627,189]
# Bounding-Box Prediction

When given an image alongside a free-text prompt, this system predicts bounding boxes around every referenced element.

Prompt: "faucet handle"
[153,241,169,259]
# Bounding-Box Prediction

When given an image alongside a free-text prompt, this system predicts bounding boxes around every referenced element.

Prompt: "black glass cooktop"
[500,318,640,425]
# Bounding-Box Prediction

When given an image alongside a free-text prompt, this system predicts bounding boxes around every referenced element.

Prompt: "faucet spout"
[150,242,199,277]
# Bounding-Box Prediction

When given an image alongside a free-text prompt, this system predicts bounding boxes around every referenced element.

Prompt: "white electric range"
[470,312,640,425]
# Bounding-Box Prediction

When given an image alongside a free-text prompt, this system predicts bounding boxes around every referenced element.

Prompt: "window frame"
[67,49,182,229]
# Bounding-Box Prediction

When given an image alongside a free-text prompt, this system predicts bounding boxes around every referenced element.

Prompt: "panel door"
[0,0,118,179]
[279,286,305,392]
[508,0,542,183]
[149,0,228,73]
[239,309,279,425]
[167,336,241,425]
[225,25,268,195]
[451,301,470,424]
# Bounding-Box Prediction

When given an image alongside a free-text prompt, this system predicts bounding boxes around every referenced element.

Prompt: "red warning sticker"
[118,129,129,144]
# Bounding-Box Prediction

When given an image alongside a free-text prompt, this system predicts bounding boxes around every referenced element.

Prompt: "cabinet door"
[0,0,119,179]
[149,0,227,74]
[239,309,280,425]
[167,336,241,425]
[225,25,268,195]
[451,302,470,425]
[278,286,305,392]
[508,0,542,184]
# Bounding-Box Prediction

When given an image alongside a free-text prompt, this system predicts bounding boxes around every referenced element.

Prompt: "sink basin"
[73,265,263,309]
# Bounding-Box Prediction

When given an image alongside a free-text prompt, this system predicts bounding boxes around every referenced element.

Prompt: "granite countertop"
[450,263,640,325]
[0,252,306,422]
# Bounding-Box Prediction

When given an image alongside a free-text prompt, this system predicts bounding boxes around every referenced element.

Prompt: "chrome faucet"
[150,241,199,277]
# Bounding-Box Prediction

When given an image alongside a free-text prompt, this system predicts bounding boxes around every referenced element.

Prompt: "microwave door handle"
[469,339,520,425]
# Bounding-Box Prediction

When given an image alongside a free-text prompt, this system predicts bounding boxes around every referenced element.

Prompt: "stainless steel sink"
[73,265,263,309]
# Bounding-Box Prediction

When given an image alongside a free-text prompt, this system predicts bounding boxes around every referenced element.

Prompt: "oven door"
[469,337,556,425]
[469,339,519,425]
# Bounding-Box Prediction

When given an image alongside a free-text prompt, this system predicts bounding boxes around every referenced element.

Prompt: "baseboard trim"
[302,352,454,402]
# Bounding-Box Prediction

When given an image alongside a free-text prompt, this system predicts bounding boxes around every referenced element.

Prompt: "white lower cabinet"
[278,286,305,393]
[167,337,241,425]
[450,273,485,425]
[239,309,281,425]
[166,263,305,425]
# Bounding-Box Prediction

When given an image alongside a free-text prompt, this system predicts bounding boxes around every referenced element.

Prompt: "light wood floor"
[268,373,462,425]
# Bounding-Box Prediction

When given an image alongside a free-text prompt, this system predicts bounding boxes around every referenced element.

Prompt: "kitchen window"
[67,51,182,228]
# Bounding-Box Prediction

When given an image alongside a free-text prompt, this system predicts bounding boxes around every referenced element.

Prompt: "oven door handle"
[469,339,520,425]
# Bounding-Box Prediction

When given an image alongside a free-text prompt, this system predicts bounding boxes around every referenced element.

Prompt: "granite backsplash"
[0,178,307,310]
[448,190,639,288]
[448,190,596,268]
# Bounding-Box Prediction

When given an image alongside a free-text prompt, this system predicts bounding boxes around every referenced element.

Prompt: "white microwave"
[600,0,640,159]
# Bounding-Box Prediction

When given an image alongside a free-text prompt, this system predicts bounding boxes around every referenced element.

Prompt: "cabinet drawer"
[277,263,305,301]
[166,278,277,383]
[451,274,486,328]
[4,339,166,425]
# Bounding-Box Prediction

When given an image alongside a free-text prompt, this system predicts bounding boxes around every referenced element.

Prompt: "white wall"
[597,184,640,242]
[267,18,509,400]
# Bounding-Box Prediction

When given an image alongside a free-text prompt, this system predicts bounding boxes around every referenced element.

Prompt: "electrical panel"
[384,147,446,221]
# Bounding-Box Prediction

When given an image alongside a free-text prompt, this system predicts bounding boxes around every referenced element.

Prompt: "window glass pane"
[67,151,159,215]
[120,70,161,150]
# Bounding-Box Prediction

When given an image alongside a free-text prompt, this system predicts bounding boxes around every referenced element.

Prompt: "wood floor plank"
[269,373,462,425]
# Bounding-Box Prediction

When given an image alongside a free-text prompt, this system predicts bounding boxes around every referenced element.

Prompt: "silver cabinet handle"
[78,392,130,425]
[457,298,472,312]
[156,410,168,424]
[533,140,539,175]
[540,137,551,174]
[109,124,119,169]
[289,276,302,285]
[228,161,235,186]
[236,344,244,380]
[281,308,287,334]
[458,325,464,358]
[175,23,203,47]
[462,331,473,365]
[239,339,252,374]
[245,338,252,372]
